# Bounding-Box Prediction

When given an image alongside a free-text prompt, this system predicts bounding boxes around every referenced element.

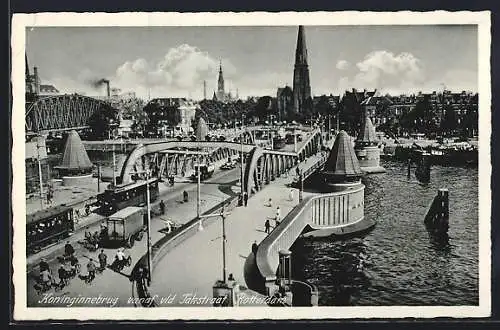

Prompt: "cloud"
[335,60,350,70]
[337,50,425,94]
[113,44,237,96]
[45,44,239,99]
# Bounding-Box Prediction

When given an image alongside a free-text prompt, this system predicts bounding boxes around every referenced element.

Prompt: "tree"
[87,105,117,140]
[440,104,457,136]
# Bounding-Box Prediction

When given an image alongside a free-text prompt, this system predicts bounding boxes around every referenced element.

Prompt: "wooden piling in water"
[424,188,449,236]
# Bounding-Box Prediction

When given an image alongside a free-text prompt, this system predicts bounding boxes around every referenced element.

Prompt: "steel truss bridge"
[25,95,117,134]
[118,128,323,198]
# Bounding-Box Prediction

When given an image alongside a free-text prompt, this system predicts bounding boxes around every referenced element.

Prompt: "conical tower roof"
[295,25,308,65]
[196,117,208,141]
[58,130,93,171]
[356,115,378,145]
[323,130,363,178]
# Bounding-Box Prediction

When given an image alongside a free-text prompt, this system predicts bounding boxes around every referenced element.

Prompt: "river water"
[291,160,479,306]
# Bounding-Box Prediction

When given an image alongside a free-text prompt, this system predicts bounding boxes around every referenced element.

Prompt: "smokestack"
[105,80,110,99]
[203,80,207,100]
[33,66,40,95]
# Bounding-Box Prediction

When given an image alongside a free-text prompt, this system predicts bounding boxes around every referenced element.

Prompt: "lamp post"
[197,155,203,231]
[199,202,231,283]
[112,144,117,186]
[36,135,44,209]
[144,170,153,283]
[240,114,245,200]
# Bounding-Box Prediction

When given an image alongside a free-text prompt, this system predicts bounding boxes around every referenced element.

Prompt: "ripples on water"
[291,160,479,306]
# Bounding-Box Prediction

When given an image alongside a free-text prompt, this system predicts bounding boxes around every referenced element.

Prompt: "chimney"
[203,80,207,100]
[105,80,110,99]
[33,66,40,95]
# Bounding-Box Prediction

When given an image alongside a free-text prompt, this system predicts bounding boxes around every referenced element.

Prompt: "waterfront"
[292,160,479,306]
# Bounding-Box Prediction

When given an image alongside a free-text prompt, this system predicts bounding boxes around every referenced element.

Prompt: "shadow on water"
[291,237,372,306]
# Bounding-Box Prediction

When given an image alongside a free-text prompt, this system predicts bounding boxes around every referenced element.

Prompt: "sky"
[26,25,478,100]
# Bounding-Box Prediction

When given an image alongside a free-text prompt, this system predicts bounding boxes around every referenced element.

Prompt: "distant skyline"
[26,25,478,100]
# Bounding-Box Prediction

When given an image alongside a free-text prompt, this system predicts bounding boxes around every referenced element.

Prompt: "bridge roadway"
[27,161,242,307]
[147,153,326,306]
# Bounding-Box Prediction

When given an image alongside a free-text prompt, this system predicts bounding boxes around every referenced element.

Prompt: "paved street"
[27,165,241,307]
[148,154,324,307]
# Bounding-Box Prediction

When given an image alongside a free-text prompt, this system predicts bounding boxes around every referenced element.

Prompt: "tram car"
[27,205,74,255]
[97,177,160,216]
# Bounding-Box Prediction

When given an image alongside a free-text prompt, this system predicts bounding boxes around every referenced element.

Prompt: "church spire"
[292,25,311,113]
[217,59,225,101]
[295,25,308,65]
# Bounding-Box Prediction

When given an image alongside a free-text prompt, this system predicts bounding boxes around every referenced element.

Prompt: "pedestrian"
[84,227,92,241]
[39,258,49,272]
[288,189,294,201]
[243,192,248,207]
[183,190,189,203]
[264,219,271,234]
[159,200,166,215]
[275,206,281,227]
[58,265,67,285]
[64,241,75,257]
[162,218,173,234]
[227,273,240,306]
[98,249,107,270]
[39,268,52,290]
[85,204,91,216]
[267,198,273,207]
[87,258,96,282]
[252,240,258,256]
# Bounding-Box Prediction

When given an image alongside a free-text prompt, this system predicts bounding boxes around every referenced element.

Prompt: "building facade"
[144,98,197,137]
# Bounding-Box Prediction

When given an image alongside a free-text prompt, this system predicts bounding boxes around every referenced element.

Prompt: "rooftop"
[322,130,363,178]
[56,130,93,171]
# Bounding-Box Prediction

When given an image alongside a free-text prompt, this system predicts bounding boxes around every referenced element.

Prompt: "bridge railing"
[255,184,365,287]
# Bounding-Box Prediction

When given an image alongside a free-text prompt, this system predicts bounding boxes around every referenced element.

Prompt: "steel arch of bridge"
[25,95,116,133]
[118,128,323,200]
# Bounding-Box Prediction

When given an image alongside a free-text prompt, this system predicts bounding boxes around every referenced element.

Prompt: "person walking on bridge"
[275,206,281,227]
[159,200,166,215]
[264,219,271,234]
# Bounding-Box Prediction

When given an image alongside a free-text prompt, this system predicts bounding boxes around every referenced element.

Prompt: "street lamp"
[199,202,231,283]
[240,114,246,200]
[197,154,203,231]
[131,169,154,284]
[36,135,44,209]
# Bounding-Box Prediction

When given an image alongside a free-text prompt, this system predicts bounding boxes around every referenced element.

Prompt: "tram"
[27,205,75,255]
[97,177,160,216]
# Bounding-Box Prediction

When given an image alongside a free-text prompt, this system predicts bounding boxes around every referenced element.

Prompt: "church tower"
[216,60,225,101]
[292,25,311,113]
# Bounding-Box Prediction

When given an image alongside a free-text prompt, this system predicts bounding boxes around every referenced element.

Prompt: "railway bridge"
[25,94,118,134]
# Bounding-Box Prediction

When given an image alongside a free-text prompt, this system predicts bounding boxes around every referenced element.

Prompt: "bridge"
[117,129,324,198]
[25,94,118,134]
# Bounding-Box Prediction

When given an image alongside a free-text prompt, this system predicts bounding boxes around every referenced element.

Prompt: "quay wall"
[355,146,382,169]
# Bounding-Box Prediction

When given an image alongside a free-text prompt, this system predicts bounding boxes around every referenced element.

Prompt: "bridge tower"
[321,130,364,192]
[55,130,94,186]
[354,114,386,173]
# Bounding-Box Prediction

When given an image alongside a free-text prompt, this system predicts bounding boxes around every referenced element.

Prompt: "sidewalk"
[148,154,324,306]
